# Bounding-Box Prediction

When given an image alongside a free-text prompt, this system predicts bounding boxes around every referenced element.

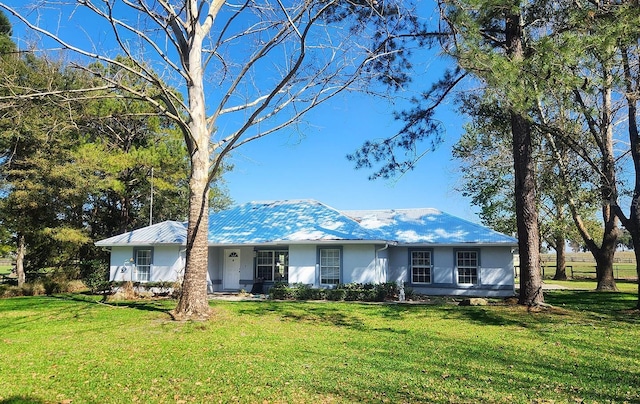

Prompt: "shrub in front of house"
[292,283,325,300]
[268,282,401,302]
[325,288,346,301]
[269,282,293,300]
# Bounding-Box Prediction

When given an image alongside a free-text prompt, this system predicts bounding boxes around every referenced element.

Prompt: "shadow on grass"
[235,301,374,331]
[0,396,44,404]
[544,290,639,322]
[40,294,175,319]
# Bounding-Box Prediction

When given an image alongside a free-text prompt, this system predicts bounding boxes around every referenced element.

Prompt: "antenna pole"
[149,167,154,226]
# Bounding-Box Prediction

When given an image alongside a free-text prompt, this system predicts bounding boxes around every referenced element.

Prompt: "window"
[411,250,432,284]
[319,248,341,285]
[456,250,479,285]
[255,250,289,281]
[135,248,152,282]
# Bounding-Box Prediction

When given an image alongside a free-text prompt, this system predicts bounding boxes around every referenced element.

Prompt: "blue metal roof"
[343,208,517,245]
[95,200,517,247]
[208,200,385,244]
[95,220,187,247]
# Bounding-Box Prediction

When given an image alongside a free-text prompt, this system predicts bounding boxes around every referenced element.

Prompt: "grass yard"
[544,279,638,293]
[1,293,639,404]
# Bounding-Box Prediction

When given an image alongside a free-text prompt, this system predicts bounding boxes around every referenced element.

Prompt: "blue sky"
[1,1,480,222]
[223,88,477,220]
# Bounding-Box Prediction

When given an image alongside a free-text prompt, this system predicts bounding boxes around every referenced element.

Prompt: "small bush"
[404,286,415,300]
[43,277,69,295]
[270,282,409,302]
[375,282,398,300]
[0,284,21,298]
[269,282,293,300]
[325,288,346,301]
[21,281,46,296]
[293,283,320,300]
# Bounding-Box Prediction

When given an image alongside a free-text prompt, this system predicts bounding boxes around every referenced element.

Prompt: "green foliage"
[0,50,231,277]
[269,282,400,302]
[267,282,293,300]
[80,259,110,294]
[291,283,323,300]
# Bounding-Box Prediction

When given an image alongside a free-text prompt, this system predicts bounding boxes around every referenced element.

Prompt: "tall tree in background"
[452,91,600,281]
[0,12,200,282]
[0,53,197,280]
[0,1,419,320]
[350,1,546,305]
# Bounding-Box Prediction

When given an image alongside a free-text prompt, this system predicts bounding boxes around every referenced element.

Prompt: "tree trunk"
[553,233,567,280]
[505,12,544,306]
[171,14,212,321]
[621,45,640,307]
[594,53,618,291]
[16,234,25,287]
[512,110,544,305]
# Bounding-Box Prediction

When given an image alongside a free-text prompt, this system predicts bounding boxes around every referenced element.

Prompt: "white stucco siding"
[150,246,184,282]
[208,247,222,282]
[107,246,184,283]
[238,247,255,283]
[108,247,134,282]
[478,246,514,286]
[342,245,378,284]
[432,247,454,284]
[387,247,408,284]
[386,245,515,297]
[288,245,316,285]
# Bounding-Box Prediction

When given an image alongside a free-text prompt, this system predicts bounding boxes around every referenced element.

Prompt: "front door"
[223,249,241,290]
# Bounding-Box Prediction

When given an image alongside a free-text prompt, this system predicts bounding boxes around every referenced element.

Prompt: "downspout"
[375,244,390,283]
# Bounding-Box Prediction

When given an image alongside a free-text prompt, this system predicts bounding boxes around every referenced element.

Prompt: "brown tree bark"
[505,12,544,306]
[171,3,218,321]
[511,111,544,305]
[553,233,567,280]
[15,234,25,287]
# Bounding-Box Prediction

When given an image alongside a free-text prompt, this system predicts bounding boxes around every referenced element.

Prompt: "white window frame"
[134,248,152,282]
[255,250,289,282]
[319,247,341,285]
[456,250,479,285]
[410,249,432,284]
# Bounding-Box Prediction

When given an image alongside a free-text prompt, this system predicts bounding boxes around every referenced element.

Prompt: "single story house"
[95,199,517,297]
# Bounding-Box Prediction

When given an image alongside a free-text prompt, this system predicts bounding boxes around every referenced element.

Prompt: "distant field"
[0,266,11,276]
[539,252,637,280]
[541,251,636,263]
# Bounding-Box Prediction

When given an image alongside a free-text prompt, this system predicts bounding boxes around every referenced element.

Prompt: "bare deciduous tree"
[0,0,418,319]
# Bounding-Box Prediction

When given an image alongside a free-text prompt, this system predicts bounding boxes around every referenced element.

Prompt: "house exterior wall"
[107,243,513,298]
[288,244,317,285]
[342,244,378,284]
[107,245,184,283]
[208,247,221,292]
[388,245,515,297]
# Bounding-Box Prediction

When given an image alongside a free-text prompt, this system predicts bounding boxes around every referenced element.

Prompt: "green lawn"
[543,279,638,293]
[0,265,12,276]
[1,293,639,404]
